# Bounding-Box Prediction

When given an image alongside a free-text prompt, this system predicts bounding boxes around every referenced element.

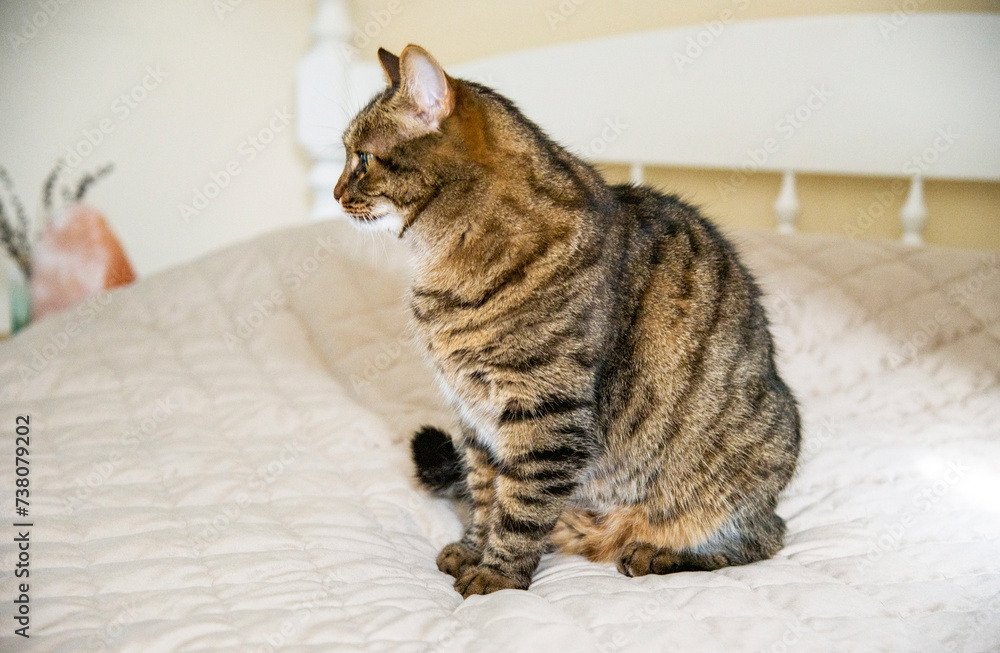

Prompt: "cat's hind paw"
[618,542,728,576]
[618,542,662,577]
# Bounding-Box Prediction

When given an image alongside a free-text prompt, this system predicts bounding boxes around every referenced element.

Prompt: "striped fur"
[336,46,800,597]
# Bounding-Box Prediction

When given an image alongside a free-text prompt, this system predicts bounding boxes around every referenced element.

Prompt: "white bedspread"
[1,221,998,653]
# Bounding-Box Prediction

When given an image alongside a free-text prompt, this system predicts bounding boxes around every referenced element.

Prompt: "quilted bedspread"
[1,220,998,653]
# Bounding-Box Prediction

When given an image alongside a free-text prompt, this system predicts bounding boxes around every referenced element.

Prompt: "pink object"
[30,203,136,320]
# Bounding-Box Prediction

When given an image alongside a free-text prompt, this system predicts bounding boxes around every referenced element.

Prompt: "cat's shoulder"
[609,182,703,219]
[608,183,705,232]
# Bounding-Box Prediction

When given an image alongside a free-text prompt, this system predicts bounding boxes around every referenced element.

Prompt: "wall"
[348,0,999,64]
[596,165,1000,251]
[349,0,1000,250]
[0,0,316,276]
[1,0,996,281]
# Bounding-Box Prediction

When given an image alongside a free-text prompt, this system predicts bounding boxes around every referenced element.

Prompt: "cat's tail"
[410,426,468,499]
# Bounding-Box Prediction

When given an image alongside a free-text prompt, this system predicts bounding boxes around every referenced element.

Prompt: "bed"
[2,6,999,653]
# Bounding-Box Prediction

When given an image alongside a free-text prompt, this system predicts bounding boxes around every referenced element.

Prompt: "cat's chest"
[410,318,505,447]
[430,363,512,459]
[425,342,493,412]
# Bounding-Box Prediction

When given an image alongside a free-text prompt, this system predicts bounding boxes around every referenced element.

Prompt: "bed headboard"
[297,3,1000,245]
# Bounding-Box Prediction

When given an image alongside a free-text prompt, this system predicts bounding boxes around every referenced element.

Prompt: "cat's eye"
[358,152,373,167]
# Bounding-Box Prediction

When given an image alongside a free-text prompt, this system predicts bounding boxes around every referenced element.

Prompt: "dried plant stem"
[42,161,63,215]
[0,166,31,278]
[0,161,115,280]
[75,164,114,201]
[0,197,31,278]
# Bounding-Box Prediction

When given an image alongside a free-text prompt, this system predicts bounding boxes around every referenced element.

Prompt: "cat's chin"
[346,211,404,235]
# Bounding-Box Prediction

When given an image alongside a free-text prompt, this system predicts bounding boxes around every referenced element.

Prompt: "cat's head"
[335,45,470,235]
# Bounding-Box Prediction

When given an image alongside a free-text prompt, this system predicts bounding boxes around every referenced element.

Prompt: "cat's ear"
[399,44,454,130]
[377,47,401,86]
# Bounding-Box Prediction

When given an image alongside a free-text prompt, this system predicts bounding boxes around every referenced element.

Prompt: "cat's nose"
[334,173,348,202]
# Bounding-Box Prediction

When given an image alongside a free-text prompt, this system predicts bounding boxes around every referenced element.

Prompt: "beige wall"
[350,0,1000,64]
[351,0,1000,250]
[0,0,316,275]
[1,0,995,280]
[596,165,1000,250]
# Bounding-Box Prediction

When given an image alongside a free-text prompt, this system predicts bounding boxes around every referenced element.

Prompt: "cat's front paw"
[454,565,527,598]
[437,541,482,579]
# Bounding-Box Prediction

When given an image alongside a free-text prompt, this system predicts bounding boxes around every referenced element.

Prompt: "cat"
[334,44,801,598]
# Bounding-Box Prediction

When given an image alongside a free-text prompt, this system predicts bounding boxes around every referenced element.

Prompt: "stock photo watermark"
[85,601,141,651]
[902,126,959,178]
[761,286,797,328]
[594,594,669,653]
[855,458,970,572]
[61,65,168,170]
[592,591,817,653]
[257,610,312,653]
[545,0,590,31]
[6,0,73,54]
[877,0,930,41]
[179,106,290,222]
[15,291,113,387]
[62,394,180,515]
[717,84,833,199]
[843,126,959,240]
[189,438,306,551]
[761,619,811,653]
[843,179,908,241]
[341,0,408,59]
[672,0,752,72]
[943,592,1000,653]
[799,416,839,464]
[888,252,998,369]
[947,252,999,308]
[222,233,343,351]
[578,117,629,160]
[224,288,288,352]
[213,0,245,21]
[348,332,413,395]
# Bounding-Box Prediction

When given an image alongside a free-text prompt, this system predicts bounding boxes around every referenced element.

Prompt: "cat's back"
[595,182,790,437]
[599,182,762,332]
[607,182,744,273]
[580,181,798,513]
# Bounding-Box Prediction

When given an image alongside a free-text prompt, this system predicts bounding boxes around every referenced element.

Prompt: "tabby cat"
[334,45,800,598]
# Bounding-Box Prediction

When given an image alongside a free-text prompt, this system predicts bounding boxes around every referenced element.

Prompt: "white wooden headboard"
[297,3,1000,245]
